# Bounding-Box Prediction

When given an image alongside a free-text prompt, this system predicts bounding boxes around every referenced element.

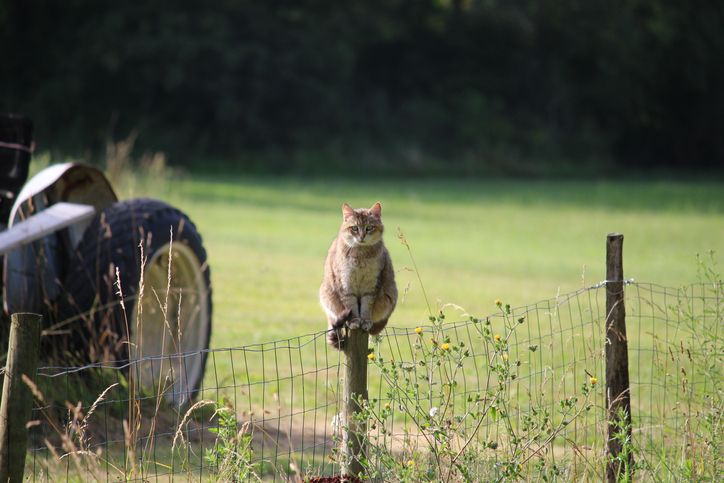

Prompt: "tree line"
[1,1,722,174]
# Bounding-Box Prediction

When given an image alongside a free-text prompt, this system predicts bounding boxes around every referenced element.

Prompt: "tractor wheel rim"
[131,241,209,405]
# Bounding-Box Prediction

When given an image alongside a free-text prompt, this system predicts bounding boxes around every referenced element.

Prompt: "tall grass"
[29,133,176,199]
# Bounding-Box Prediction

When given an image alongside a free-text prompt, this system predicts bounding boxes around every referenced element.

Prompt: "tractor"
[0,113,212,406]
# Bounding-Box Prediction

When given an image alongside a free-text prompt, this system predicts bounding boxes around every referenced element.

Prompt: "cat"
[320,202,397,350]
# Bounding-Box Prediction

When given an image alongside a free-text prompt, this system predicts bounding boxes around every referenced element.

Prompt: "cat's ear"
[370,202,382,218]
[342,203,355,221]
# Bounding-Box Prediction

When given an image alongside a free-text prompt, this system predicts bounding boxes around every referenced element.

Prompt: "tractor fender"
[4,163,118,314]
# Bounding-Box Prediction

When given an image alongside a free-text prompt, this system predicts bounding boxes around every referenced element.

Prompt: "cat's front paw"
[347,318,373,331]
[347,317,362,330]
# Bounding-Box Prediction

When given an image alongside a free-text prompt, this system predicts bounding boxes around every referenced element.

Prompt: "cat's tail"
[327,329,344,350]
[327,309,353,350]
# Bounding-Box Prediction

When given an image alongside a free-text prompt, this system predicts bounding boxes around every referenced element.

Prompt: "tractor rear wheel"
[57,198,212,406]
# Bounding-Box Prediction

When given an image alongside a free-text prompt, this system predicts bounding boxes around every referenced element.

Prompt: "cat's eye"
[351,226,359,233]
[365,226,374,232]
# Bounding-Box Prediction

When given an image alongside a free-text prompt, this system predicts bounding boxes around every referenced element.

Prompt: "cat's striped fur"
[319,202,397,349]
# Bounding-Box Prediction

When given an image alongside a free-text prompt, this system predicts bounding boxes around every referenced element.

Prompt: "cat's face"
[340,202,384,247]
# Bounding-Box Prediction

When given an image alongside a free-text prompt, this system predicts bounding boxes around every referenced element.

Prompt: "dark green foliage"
[1,1,722,172]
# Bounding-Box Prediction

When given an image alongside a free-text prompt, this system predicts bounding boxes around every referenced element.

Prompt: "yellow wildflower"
[415,327,423,335]
[590,376,598,386]
[494,334,501,342]
[367,353,376,361]
[441,343,450,351]
[495,299,502,307]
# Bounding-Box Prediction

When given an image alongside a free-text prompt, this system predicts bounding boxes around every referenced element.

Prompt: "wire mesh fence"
[22,281,722,481]
[624,282,722,474]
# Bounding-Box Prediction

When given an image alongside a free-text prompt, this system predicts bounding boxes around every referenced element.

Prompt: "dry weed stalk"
[172,400,215,451]
[115,266,141,477]
[21,376,120,480]
[79,382,119,442]
[104,132,169,198]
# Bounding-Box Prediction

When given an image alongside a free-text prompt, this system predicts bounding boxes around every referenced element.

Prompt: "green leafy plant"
[204,403,259,482]
[607,407,637,483]
[352,303,595,481]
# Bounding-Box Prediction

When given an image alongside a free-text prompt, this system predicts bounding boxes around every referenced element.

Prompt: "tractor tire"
[57,198,212,405]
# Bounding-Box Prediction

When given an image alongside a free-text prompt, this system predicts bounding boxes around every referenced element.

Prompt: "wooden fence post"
[0,312,42,482]
[605,234,633,482]
[341,328,369,479]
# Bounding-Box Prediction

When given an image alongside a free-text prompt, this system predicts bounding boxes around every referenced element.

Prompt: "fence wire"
[23,281,722,481]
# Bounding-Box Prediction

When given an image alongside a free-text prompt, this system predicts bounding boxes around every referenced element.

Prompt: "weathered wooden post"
[0,312,42,482]
[341,328,369,479]
[605,234,633,482]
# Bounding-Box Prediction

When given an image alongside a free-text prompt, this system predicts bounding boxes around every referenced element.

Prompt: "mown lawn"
[152,176,722,423]
[150,176,723,348]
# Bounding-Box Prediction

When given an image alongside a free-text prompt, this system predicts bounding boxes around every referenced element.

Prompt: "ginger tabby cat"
[320,202,397,349]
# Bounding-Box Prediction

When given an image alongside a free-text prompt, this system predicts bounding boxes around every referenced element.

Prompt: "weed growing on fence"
[640,251,723,481]
[355,303,597,481]
[204,402,259,481]
[607,406,638,483]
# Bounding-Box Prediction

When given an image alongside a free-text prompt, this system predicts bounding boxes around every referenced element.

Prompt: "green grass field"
[144,176,723,349]
[28,167,723,480]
